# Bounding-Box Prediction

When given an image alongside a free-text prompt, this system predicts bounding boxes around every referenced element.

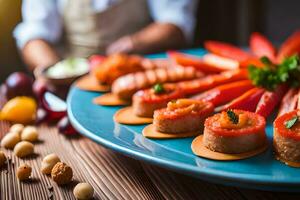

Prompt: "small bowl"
[34,62,88,86]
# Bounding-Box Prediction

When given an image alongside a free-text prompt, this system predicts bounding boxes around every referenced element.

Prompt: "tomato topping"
[133,85,183,103]
[154,99,214,120]
[274,110,300,140]
[205,110,266,137]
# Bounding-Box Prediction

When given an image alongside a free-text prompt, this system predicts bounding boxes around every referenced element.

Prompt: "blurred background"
[1,0,300,81]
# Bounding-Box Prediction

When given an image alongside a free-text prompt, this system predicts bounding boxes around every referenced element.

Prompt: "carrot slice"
[167,51,232,73]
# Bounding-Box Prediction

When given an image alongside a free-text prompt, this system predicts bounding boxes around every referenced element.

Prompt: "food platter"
[67,49,300,192]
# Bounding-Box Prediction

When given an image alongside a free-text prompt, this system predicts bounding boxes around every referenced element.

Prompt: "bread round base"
[275,155,300,168]
[143,124,199,139]
[191,135,268,161]
[75,74,110,92]
[93,93,129,106]
[114,107,153,125]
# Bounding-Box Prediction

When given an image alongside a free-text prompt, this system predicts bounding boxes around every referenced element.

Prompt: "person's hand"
[106,36,135,55]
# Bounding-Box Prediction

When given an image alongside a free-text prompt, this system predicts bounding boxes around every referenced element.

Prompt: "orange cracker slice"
[114,107,153,125]
[93,93,129,106]
[191,135,268,161]
[143,124,200,139]
[75,74,110,92]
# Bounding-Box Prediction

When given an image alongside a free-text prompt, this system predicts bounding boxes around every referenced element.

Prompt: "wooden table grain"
[0,121,299,200]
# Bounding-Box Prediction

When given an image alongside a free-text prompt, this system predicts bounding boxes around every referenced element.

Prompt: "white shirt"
[14,0,198,49]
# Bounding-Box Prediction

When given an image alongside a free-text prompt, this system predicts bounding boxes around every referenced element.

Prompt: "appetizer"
[93,54,168,85]
[112,66,203,100]
[273,110,300,166]
[203,109,267,154]
[133,83,183,118]
[93,54,145,85]
[153,99,214,134]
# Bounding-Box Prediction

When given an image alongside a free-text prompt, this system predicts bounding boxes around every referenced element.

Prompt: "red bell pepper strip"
[204,40,253,62]
[250,32,276,62]
[192,80,254,106]
[89,55,106,71]
[178,69,248,95]
[277,30,300,62]
[277,88,299,117]
[255,84,288,118]
[167,51,232,73]
[218,87,265,112]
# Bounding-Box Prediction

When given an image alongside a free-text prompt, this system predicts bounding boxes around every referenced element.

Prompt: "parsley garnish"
[285,116,298,129]
[248,55,300,91]
[153,83,165,94]
[227,109,239,124]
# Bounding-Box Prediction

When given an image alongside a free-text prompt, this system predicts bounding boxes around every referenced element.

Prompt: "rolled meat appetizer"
[153,99,214,134]
[203,109,266,154]
[133,84,184,118]
[273,110,300,165]
[112,66,203,100]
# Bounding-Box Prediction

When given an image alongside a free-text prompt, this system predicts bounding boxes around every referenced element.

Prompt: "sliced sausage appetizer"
[133,84,184,118]
[153,99,214,134]
[203,109,266,154]
[112,66,203,100]
[93,54,170,85]
[273,110,300,166]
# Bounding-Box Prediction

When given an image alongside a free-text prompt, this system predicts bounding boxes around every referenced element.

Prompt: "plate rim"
[67,87,300,188]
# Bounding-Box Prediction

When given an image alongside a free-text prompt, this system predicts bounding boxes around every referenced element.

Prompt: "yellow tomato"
[0,97,37,124]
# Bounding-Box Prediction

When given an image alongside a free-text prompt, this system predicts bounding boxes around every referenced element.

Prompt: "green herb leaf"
[153,83,165,94]
[285,116,298,129]
[226,109,239,124]
[248,55,300,91]
[260,56,272,66]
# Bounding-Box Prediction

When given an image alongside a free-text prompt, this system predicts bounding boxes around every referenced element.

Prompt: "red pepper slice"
[277,30,300,63]
[167,51,232,73]
[277,88,299,117]
[250,32,276,62]
[219,88,265,112]
[178,69,248,95]
[192,80,254,106]
[204,40,253,62]
[255,84,288,118]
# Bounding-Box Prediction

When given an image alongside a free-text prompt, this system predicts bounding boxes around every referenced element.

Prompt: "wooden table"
[0,121,299,200]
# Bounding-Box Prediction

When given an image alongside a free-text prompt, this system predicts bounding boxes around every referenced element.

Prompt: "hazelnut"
[14,141,34,158]
[17,164,32,180]
[21,126,38,142]
[73,182,94,200]
[10,124,24,134]
[41,153,60,175]
[0,151,6,167]
[51,162,73,185]
[1,132,21,149]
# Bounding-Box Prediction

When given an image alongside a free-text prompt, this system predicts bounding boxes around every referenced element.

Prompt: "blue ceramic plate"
[67,49,300,192]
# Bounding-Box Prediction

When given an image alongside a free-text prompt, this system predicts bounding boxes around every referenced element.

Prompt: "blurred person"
[14,0,198,70]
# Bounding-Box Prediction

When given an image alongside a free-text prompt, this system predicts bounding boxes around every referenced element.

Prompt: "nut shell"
[1,132,21,149]
[41,153,60,175]
[51,162,73,185]
[17,164,32,181]
[14,141,34,158]
[73,182,94,199]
